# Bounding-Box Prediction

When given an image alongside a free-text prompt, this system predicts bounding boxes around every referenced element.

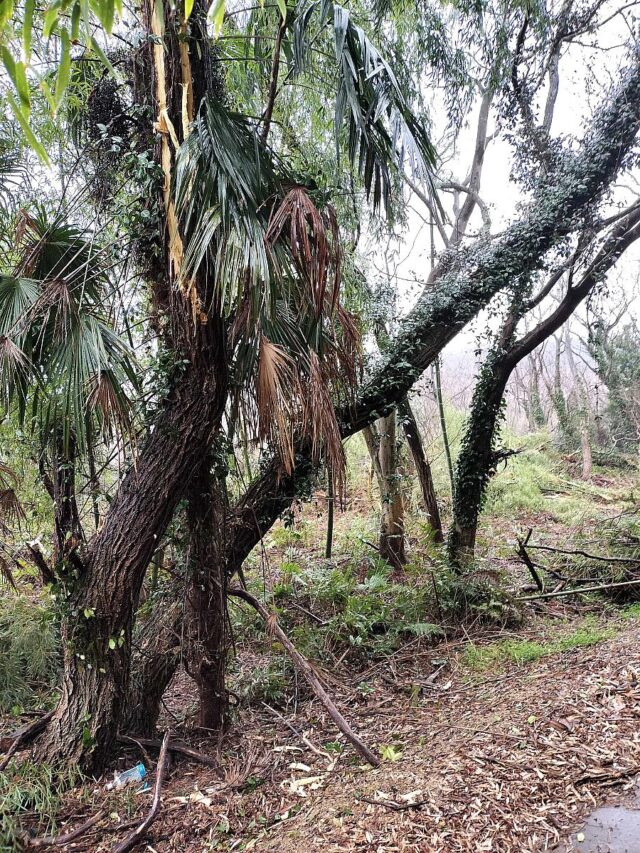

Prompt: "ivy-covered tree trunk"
[448,351,511,569]
[448,204,640,569]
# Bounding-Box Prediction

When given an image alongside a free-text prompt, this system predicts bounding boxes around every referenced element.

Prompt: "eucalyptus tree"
[448,204,640,566]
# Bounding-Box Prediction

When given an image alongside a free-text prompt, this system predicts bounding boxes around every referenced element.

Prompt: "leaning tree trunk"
[35,350,227,771]
[448,204,640,570]
[123,597,182,736]
[398,398,443,542]
[183,453,228,730]
[223,56,640,595]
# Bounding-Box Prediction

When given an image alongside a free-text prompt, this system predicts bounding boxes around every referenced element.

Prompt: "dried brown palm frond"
[303,351,346,501]
[0,553,17,590]
[0,462,25,536]
[335,306,363,389]
[86,370,133,441]
[266,187,341,319]
[26,278,75,344]
[256,335,297,474]
[0,335,29,373]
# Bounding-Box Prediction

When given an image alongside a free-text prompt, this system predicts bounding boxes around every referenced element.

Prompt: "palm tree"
[0,207,137,566]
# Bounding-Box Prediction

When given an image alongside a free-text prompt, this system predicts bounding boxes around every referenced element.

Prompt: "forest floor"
[3,447,640,851]
[9,603,640,852]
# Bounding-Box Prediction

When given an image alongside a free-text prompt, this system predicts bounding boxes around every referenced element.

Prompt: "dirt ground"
[20,603,640,852]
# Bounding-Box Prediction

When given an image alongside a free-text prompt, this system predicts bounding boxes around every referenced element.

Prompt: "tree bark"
[398,398,443,542]
[448,205,640,567]
[434,358,455,498]
[123,598,182,737]
[377,412,406,572]
[225,54,640,577]
[35,349,227,771]
[183,454,228,730]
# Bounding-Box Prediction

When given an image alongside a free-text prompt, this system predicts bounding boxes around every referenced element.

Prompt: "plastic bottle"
[105,762,147,791]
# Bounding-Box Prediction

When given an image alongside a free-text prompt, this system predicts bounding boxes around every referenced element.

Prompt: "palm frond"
[266,186,341,319]
[175,98,280,309]
[0,210,138,459]
[256,334,297,473]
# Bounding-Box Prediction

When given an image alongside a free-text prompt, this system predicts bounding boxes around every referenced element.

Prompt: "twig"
[359,796,429,812]
[117,735,220,769]
[261,703,330,757]
[229,587,380,767]
[519,577,640,601]
[0,710,54,771]
[112,730,170,853]
[28,810,107,847]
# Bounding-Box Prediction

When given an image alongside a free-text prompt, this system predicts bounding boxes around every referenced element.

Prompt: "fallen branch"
[359,796,429,812]
[112,729,170,853]
[516,529,544,592]
[117,734,220,769]
[519,577,640,602]
[526,543,640,564]
[27,810,107,848]
[0,710,54,771]
[228,587,380,767]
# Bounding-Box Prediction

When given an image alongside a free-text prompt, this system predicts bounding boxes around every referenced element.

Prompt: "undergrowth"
[0,594,58,713]
[0,761,81,852]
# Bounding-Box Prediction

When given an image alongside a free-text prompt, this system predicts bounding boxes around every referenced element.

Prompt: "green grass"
[623,602,640,620]
[462,620,616,672]
[0,760,81,851]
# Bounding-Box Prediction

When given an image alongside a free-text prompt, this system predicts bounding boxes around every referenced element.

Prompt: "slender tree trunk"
[564,324,593,479]
[183,454,228,730]
[434,358,455,498]
[325,467,334,559]
[398,398,443,542]
[376,412,405,573]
